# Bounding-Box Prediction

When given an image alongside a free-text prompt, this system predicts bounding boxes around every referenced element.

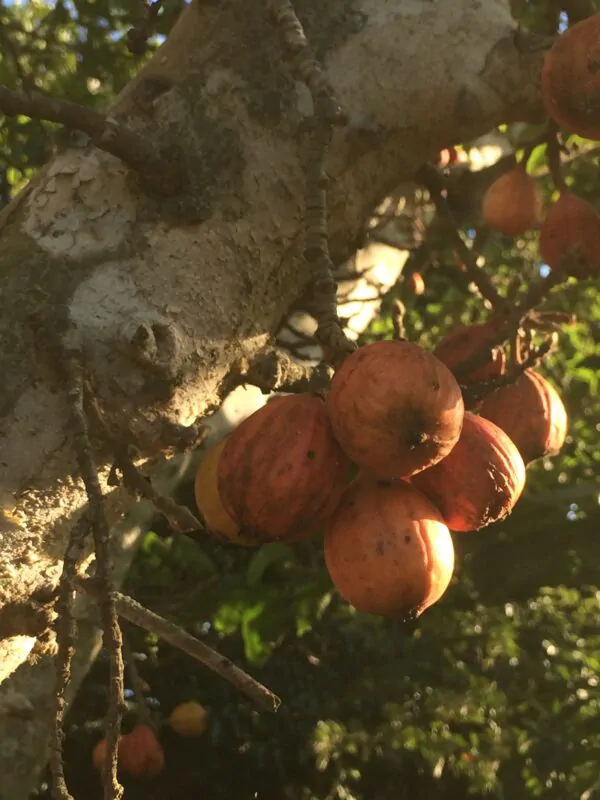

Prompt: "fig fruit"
[194,437,258,547]
[169,701,209,737]
[412,412,526,531]
[327,340,464,479]
[541,13,600,140]
[119,724,165,778]
[218,394,350,543]
[324,479,454,619]
[539,192,600,278]
[92,725,164,778]
[482,166,542,236]
[478,369,568,463]
[92,738,110,773]
[433,321,506,387]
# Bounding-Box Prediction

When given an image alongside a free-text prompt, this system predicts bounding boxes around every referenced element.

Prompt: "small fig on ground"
[478,369,568,464]
[169,701,209,737]
[433,320,506,387]
[482,166,542,236]
[218,394,350,544]
[327,340,464,480]
[539,192,600,278]
[324,479,454,619]
[541,13,600,140]
[194,437,258,547]
[412,412,526,532]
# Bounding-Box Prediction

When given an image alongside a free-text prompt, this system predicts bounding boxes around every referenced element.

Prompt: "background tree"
[0,0,598,798]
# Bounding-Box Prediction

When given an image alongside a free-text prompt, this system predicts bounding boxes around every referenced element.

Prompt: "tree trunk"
[0,0,545,794]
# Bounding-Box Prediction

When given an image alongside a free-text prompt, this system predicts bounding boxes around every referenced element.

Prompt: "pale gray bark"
[0,0,545,794]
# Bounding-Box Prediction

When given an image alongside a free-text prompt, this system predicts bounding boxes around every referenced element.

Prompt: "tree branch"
[268,0,355,368]
[241,346,332,394]
[417,164,510,313]
[62,343,124,800]
[0,85,184,194]
[78,579,281,714]
[49,515,91,800]
[84,392,205,534]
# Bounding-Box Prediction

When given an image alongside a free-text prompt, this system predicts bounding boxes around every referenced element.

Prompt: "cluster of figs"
[482,11,600,274]
[191,13,600,621]
[195,334,567,621]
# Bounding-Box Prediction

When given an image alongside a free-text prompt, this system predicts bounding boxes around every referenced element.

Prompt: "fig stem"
[391,299,407,340]
[545,123,569,193]
[123,638,153,727]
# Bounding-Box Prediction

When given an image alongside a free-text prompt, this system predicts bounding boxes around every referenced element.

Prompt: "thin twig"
[391,299,407,340]
[123,639,152,726]
[0,85,184,193]
[126,0,164,56]
[78,579,281,714]
[535,143,600,177]
[545,123,568,193]
[417,165,509,313]
[49,514,91,800]
[62,342,124,800]
[268,0,354,368]
[508,324,521,373]
[85,394,204,533]
[516,268,566,316]
[117,457,202,532]
[524,310,576,331]
[462,336,557,407]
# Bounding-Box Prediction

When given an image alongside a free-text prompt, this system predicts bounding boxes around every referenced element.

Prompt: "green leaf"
[171,535,217,577]
[246,542,295,587]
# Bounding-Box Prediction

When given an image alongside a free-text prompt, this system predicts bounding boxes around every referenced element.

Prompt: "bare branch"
[0,85,184,194]
[123,639,153,726]
[85,394,205,534]
[116,457,203,533]
[417,165,510,313]
[126,0,164,56]
[268,0,354,368]
[62,343,124,800]
[78,579,282,714]
[462,336,557,407]
[242,346,332,394]
[49,514,91,800]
